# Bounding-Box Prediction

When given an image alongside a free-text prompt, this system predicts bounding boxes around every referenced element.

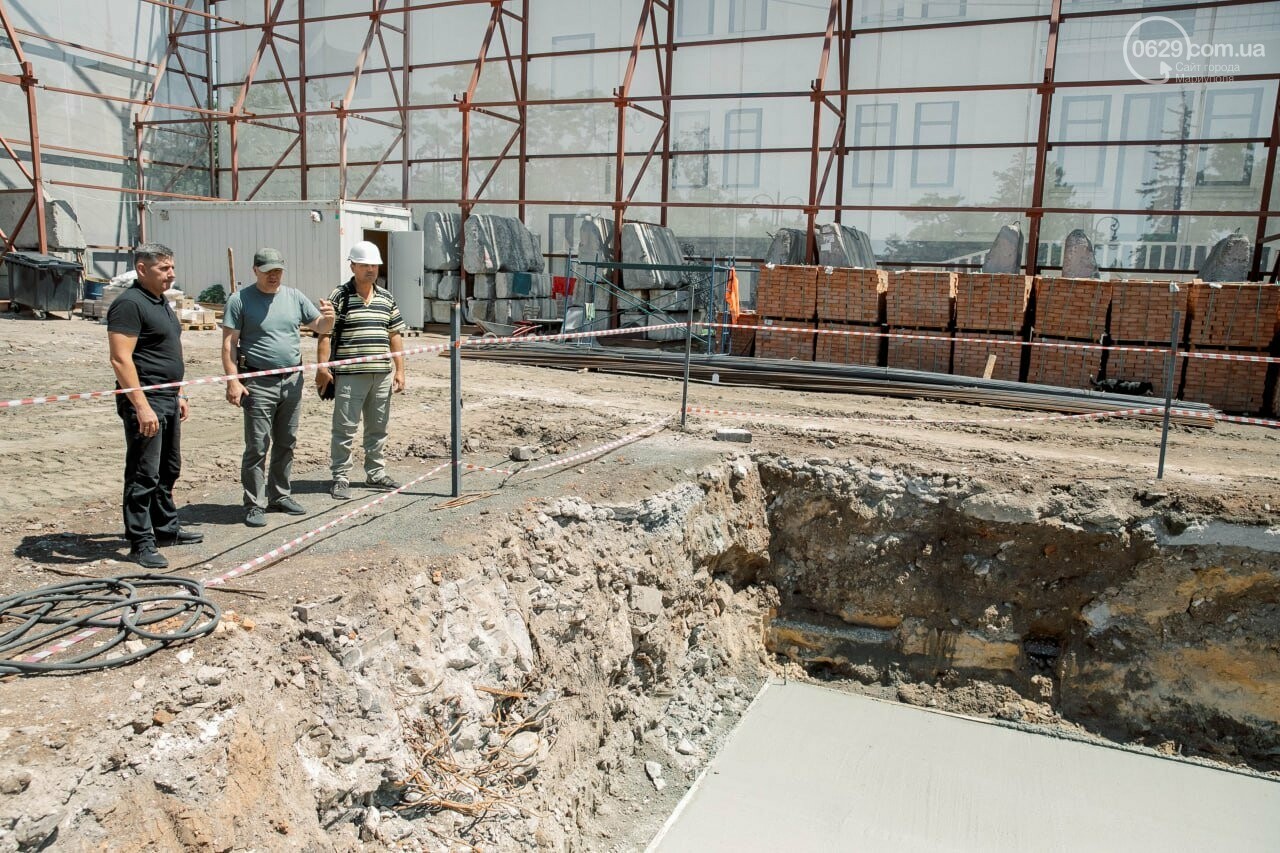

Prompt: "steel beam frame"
[0,0,1274,281]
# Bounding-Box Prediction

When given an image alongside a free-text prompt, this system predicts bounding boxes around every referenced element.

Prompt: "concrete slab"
[649,681,1280,853]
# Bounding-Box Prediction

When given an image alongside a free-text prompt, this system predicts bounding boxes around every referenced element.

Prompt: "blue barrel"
[83,280,104,300]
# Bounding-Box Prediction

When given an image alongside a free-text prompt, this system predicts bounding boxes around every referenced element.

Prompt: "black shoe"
[157,529,203,546]
[268,496,306,515]
[129,547,168,569]
[245,507,268,527]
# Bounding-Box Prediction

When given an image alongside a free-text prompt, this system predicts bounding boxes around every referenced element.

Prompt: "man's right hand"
[226,381,248,407]
[135,403,160,437]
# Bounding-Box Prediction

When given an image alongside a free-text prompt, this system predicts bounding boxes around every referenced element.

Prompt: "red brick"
[887,328,952,374]
[756,265,817,320]
[1182,351,1269,414]
[1027,337,1103,390]
[816,321,881,366]
[1108,279,1185,344]
[1104,346,1180,398]
[757,318,815,361]
[954,273,1031,332]
[887,271,956,328]
[1033,277,1111,340]
[953,332,1022,382]
[1187,282,1280,349]
[816,268,887,324]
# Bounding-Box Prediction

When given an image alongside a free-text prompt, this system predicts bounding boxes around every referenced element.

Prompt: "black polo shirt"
[106,282,184,402]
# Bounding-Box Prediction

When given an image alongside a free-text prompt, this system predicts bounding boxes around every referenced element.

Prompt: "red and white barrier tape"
[2,341,451,409]
[1172,409,1280,428]
[2,323,684,410]
[710,321,1280,363]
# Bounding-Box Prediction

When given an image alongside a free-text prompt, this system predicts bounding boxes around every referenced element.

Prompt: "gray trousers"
[330,371,392,481]
[241,372,304,508]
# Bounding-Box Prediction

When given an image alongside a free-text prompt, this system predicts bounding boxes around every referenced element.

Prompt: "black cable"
[0,574,220,675]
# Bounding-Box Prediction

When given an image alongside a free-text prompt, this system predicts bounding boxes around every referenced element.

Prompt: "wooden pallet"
[180,322,218,331]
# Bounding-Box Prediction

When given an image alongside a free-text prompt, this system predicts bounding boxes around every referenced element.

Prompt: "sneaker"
[156,529,203,546]
[365,472,400,490]
[129,546,168,569]
[245,507,268,527]
[268,496,306,515]
[331,479,351,500]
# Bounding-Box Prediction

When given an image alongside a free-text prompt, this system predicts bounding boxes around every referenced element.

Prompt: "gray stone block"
[429,299,453,324]
[1198,233,1252,282]
[817,223,877,268]
[436,274,460,301]
[423,270,442,299]
[422,210,462,271]
[621,222,688,290]
[765,228,807,265]
[471,273,495,299]
[466,298,494,323]
[981,224,1023,273]
[715,428,752,443]
[462,215,544,274]
[493,272,518,298]
[1060,229,1100,279]
[576,215,614,264]
[646,288,698,313]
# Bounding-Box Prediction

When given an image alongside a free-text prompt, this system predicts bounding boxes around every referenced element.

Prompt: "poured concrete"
[649,681,1280,852]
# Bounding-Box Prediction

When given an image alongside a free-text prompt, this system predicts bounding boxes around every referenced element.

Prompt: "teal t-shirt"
[223,285,320,370]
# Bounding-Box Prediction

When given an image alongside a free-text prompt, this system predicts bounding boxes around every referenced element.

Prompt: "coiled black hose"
[0,574,220,675]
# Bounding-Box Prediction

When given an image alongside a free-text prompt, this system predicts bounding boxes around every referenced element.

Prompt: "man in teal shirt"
[222,248,335,527]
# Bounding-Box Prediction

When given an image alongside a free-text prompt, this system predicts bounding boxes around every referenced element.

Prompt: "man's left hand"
[393,373,405,393]
[318,299,335,323]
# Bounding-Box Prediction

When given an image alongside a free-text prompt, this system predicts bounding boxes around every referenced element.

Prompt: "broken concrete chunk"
[510,445,537,462]
[981,224,1023,273]
[715,429,752,443]
[629,585,664,617]
[644,760,666,791]
[195,665,225,686]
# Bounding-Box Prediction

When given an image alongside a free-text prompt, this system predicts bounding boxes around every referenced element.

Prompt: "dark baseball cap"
[253,248,286,271]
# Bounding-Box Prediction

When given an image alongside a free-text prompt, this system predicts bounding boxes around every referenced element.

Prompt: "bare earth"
[0,313,1276,851]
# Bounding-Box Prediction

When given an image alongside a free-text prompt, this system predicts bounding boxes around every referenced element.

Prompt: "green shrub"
[196,284,226,305]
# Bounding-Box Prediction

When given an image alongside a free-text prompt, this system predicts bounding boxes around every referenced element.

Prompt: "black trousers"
[119,394,181,549]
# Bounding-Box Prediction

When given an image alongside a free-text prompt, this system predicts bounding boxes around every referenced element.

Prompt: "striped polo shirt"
[328,280,407,375]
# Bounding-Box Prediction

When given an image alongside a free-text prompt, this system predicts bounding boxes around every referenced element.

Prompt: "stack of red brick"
[953,273,1031,382]
[755,265,817,361]
[816,267,886,366]
[886,270,955,373]
[1183,283,1280,415]
[1027,277,1111,389]
[1104,279,1185,398]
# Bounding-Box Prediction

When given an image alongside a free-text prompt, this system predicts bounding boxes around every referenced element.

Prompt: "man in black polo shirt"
[106,242,203,569]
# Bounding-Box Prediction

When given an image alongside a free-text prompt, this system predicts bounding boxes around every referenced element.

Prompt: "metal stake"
[1157,305,1181,480]
[450,301,462,497]
[680,283,694,427]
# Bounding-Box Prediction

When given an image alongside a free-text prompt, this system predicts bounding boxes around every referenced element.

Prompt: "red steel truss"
[0,0,1275,279]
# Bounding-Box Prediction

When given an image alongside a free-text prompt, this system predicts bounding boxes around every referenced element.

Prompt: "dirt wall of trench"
[756,456,1280,772]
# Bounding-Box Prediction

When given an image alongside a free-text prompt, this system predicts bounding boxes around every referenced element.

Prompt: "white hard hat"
[348,240,383,265]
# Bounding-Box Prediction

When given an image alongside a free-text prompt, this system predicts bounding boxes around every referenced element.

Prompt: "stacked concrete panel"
[815,267,886,368]
[1027,277,1112,390]
[1182,282,1280,414]
[1104,279,1185,398]
[620,223,688,290]
[886,271,954,374]
[953,273,1031,383]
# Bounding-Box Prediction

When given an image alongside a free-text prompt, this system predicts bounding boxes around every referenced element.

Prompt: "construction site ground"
[0,313,1276,851]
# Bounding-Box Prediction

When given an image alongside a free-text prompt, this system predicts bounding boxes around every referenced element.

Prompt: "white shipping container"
[147,200,426,327]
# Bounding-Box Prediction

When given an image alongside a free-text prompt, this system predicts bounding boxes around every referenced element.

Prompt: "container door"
[388,230,425,329]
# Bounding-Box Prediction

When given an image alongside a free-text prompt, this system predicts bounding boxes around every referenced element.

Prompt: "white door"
[389,230,425,329]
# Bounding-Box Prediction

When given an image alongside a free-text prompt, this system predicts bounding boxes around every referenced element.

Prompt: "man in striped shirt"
[315,241,407,500]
